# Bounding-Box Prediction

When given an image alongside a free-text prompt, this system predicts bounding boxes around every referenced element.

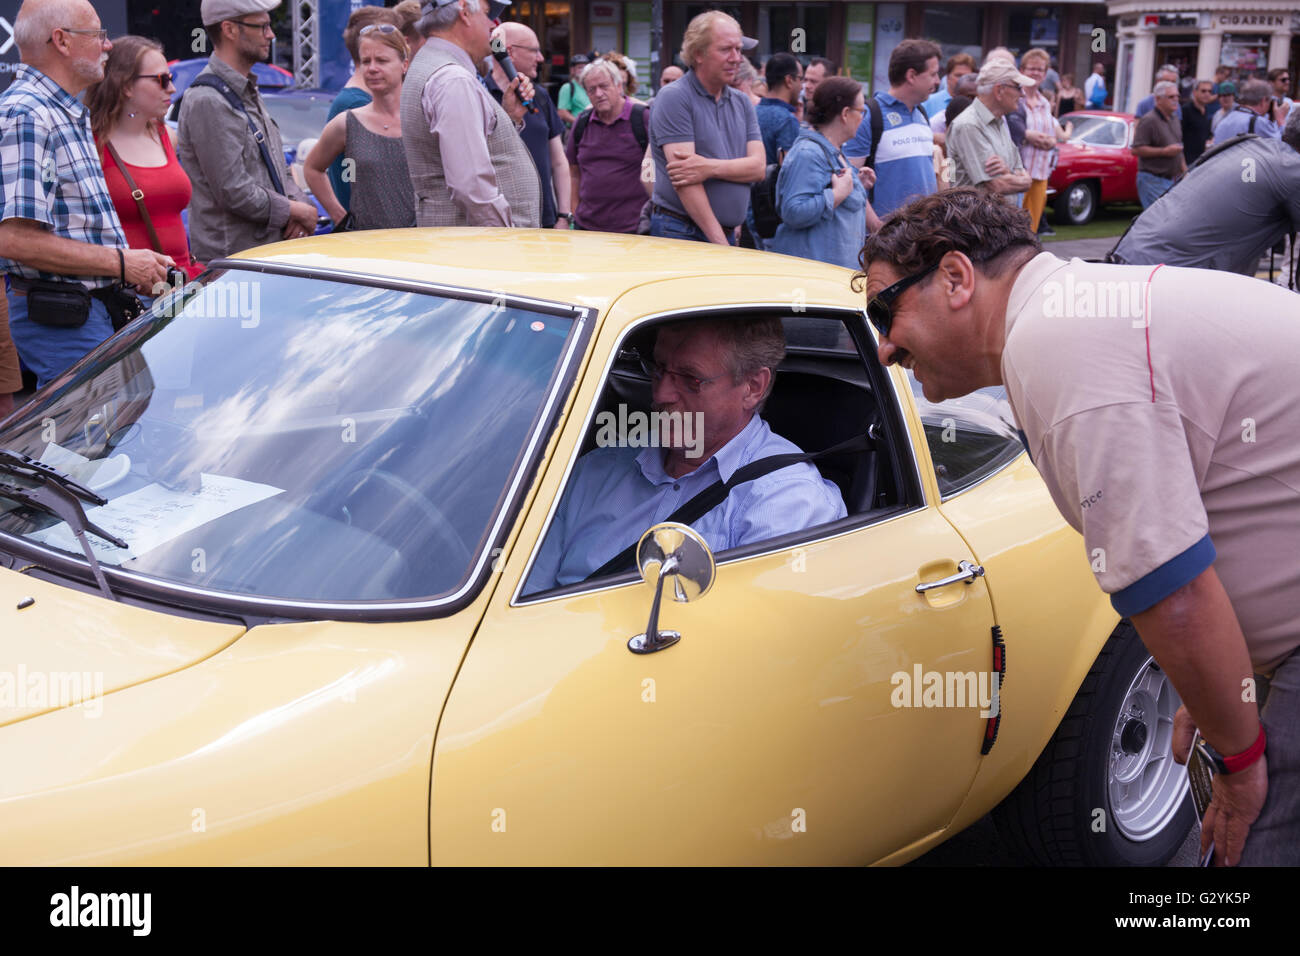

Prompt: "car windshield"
[264,93,334,147]
[0,269,578,609]
[1068,115,1128,146]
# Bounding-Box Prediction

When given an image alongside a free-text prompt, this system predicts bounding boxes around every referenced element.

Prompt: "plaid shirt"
[0,64,126,289]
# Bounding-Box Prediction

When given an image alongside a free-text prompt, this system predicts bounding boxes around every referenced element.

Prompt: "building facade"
[1109,3,1299,113]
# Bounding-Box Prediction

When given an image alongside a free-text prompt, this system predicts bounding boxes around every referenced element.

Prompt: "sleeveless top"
[345,111,416,230]
[399,41,540,227]
[97,128,202,279]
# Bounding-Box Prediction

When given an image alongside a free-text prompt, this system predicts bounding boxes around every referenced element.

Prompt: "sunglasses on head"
[359,23,400,36]
[866,260,941,339]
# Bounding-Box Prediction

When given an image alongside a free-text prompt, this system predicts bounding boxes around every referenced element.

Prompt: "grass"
[1042,203,1142,243]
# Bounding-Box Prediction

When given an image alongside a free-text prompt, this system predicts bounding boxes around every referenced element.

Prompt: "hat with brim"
[422,0,511,21]
[201,0,279,27]
[1216,81,1237,95]
[742,36,758,52]
[978,60,1036,89]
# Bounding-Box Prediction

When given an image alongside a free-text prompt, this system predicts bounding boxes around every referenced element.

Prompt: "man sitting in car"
[527,316,847,591]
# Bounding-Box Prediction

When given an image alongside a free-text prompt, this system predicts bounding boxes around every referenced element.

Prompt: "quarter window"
[907,375,1024,498]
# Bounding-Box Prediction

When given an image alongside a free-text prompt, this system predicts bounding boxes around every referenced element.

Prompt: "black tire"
[1056,180,1099,226]
[993,622,1195,865]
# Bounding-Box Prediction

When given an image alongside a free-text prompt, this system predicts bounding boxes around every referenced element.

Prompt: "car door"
[428,283,1002,865]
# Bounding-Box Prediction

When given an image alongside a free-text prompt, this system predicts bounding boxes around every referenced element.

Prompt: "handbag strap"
[103,139,164,254]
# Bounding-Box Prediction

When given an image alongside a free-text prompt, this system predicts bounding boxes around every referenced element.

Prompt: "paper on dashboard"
[27,473,284,562]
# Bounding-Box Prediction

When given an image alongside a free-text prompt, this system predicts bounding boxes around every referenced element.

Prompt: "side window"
[518,313,901,599]
[907,374,1024,498]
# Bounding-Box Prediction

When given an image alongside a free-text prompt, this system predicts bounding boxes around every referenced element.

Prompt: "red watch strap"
[1223,724,1267,773]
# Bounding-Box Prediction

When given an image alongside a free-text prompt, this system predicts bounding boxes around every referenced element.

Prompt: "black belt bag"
[24,279,92,329]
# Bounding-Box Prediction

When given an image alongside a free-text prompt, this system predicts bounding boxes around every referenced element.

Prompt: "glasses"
[136,71,174,87]
[847,104,867,114]
[359,23,399,36]
[638,354,724,393]
[867,260,941,339]
[510,44,543,55]
[50,27,108,43]
[232,19,275,35]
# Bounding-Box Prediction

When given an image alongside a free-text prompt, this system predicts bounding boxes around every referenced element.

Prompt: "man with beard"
[178,0,317,262]
[0,0,173,388]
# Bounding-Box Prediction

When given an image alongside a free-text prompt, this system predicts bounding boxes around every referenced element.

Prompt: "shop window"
[922,7,982,64]
[759,4,831,62]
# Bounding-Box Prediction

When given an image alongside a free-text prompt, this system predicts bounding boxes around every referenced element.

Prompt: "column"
[1128,31,1156,110]
[1196,29,1222,81]
[1268,31,1290,73]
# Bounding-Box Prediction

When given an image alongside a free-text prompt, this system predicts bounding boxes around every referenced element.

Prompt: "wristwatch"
[1195,725,1267,774]
[556,213,571,223]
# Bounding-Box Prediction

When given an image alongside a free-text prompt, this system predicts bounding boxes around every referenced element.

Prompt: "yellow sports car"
[0,231,1192,865]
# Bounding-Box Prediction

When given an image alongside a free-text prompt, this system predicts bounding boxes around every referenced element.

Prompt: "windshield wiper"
[0,450,128,601]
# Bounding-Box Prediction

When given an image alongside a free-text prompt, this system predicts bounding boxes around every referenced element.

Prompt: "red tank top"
[97,128,203,281]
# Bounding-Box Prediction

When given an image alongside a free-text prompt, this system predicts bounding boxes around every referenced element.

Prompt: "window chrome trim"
[0,262,593,622]
[510,302,929,608]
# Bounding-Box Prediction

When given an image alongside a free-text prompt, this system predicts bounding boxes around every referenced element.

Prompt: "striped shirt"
[0,64,126,289]
[1018,91,1058,181]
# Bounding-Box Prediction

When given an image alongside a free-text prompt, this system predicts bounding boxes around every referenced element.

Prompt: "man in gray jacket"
[179,0,317,261]
[399,0,539,227]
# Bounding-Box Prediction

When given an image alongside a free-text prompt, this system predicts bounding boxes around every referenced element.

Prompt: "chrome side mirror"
[628,522,715,655]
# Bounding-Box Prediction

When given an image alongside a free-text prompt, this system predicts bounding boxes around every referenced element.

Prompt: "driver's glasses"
[867,260,940,339]
[638,354,723,393]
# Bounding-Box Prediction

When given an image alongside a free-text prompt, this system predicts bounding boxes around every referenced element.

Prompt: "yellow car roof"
[228,228,863,315]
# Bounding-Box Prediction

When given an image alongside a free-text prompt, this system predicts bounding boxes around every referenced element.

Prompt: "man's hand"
[984,154,1010,177]
[503,74,535,125]
[283,201,319,239]
[122,249,173,291]
[1164,142,1185,156]
[830,167,854,205]
[1170,705,1266,866]
[1203,757,1267,866]
[667,153,717,187]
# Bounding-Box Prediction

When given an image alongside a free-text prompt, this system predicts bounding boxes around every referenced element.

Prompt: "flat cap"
[201,0,280,27]
[978,59,1036,89]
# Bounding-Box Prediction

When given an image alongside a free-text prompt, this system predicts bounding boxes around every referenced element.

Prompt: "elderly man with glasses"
[399,0,539,228]
[524,317,845,593]
[0,0,175,393]
[178,0,317,262]
[944,59,1033,195]
[1131,79,1185,207]
[861,186,1300,866]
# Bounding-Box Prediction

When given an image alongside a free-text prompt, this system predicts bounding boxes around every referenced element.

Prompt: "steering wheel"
[334,467,473,570]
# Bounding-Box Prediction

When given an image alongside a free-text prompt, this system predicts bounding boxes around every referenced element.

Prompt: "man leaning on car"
[178,0,317,262]
[526,317,846,592]
[860,186,1300,866]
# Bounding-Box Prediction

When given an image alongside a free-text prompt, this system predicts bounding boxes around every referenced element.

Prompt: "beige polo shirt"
[1001,252,1300,673]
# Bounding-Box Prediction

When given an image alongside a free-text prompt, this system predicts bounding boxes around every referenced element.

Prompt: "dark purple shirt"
[565,98,647,234]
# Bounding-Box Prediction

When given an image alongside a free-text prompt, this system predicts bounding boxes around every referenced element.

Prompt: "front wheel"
[1056,180,1099,226]
[993,622,1195,865]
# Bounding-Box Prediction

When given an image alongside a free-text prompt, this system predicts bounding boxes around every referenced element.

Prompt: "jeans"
[649,210,737,245]
[1136,171,1175,208]
[1238,648,1300,865]
[6,289,113,391]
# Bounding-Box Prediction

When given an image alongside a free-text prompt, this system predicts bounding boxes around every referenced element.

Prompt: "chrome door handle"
[915,560,985,593]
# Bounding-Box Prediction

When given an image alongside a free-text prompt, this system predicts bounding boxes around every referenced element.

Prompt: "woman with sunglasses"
[304,25,415,231]
[86,36,202,282]
[768,76,872,269]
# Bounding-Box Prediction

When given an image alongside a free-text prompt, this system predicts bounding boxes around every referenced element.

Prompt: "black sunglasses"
[136,71,174,87]
[867,260,940,339]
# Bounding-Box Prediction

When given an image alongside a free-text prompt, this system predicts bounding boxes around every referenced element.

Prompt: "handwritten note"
[27,473,284,563]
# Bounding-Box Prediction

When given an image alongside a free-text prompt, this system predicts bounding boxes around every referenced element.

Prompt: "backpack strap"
[630,103,648,151]
[865,96,884,203]
[188,73,285,196]
[1248,113,1258,134]
[572,108,592,151]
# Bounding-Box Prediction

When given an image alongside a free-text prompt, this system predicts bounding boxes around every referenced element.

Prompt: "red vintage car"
[1048,110,1139,225]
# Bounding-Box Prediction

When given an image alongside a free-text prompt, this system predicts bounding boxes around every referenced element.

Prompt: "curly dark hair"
[851,188,1040,292]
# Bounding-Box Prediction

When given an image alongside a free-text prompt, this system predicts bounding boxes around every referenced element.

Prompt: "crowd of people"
[2,0,1298,413]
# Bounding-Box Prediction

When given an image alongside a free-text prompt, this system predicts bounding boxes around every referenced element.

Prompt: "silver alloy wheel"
[1067,182,1095,222]
[1108,655,1189,841]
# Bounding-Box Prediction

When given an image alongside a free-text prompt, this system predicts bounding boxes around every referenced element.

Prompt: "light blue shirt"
[768,128,866,269]
[1212,106,1282,140]
[525,413,847,592]
[922,87,952,121]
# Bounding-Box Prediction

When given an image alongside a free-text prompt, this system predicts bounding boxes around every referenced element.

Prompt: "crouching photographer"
[0,0,174,391]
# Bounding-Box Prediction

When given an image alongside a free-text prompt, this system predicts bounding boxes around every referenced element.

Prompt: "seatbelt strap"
[585,431,874,580]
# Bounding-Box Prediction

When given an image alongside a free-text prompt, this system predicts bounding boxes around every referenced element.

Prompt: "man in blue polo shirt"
[845,38,941,231]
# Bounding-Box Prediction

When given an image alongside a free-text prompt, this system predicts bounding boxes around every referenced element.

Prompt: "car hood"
[0,568,245,728]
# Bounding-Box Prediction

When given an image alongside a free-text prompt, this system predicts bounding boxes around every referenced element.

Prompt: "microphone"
[491,47,538,114]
